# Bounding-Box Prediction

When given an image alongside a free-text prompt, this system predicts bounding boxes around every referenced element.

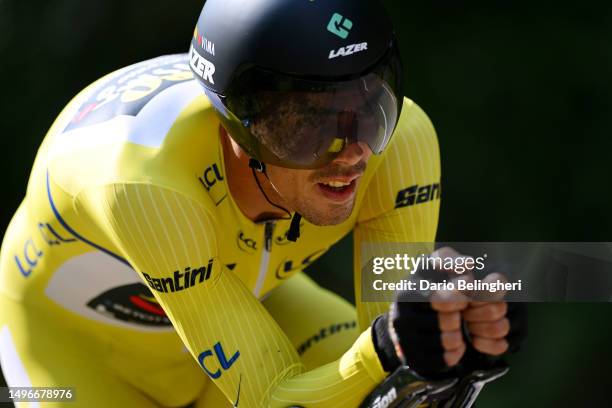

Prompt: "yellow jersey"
[0,54,441,407]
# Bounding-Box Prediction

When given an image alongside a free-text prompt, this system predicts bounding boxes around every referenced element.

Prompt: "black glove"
[372,298,527,379]
[372,300,451,379]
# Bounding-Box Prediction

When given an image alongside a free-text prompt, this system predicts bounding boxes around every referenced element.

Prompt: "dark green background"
[1,0,610,406]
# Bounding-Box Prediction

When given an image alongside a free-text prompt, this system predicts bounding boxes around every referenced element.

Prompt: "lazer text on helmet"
[328,42,368,59]
[189,44,216,84]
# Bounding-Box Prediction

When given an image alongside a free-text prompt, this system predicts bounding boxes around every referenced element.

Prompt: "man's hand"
[463,300,528,360]
[372,299,470,379]
[459,272,527,357]
[372,247,475,378]
[430,248,520,357]
[371,247,527,379]
[430,299,469,367]
[463,301,510,355]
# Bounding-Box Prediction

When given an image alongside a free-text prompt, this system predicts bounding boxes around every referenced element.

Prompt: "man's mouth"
[321,180,352,188]
[317,177,359,202]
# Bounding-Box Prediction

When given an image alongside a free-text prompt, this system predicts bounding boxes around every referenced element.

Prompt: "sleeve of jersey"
[77,183,387,407]
[354,101,442,331]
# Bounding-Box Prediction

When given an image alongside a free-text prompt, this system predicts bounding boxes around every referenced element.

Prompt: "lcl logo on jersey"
[275,249,327,279]
[237,231,257,253]
[17,222,78,277]
[198,342,240,379]
[14,238,43,278]
[198,163,224,192]
[190,44,216,85]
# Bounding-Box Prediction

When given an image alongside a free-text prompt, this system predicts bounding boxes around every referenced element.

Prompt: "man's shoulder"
[39,54,221,200]
[372,97,439,166]
[61,54,200,136]
[355,97,441,221]
[395,97,438,142]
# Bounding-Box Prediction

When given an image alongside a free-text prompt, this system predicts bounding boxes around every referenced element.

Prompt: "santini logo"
[190,44,216,84]
[142,259,213,293]
[394,183,441,209]
[329,42,368,59]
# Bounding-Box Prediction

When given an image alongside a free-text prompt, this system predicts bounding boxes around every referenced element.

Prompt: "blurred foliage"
[1,0,611,406]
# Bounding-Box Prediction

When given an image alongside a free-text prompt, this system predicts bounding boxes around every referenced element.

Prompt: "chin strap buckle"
[248,158,266,173]
[287,213,302,242]
[248,157,302,243]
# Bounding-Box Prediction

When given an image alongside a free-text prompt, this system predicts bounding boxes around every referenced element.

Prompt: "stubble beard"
[290,195,356,226]
[272,161,365,226]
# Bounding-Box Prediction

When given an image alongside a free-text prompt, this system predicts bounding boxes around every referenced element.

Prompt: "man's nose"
[331,141,372,166]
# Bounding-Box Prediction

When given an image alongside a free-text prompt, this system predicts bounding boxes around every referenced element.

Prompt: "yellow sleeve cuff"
[355,327,387,383]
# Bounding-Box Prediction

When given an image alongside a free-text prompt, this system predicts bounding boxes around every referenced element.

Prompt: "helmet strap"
[286,213,302,242]
[248,159,302,242]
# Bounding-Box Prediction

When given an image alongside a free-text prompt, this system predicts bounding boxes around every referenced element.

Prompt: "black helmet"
[190,0,403,169]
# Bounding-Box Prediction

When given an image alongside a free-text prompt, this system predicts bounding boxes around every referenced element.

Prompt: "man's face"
[267,142,372,226]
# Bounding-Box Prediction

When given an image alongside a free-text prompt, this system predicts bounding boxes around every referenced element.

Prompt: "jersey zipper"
[254,221,274,297]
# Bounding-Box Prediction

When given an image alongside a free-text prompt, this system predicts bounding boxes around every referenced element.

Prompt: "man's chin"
[298,201,355,226]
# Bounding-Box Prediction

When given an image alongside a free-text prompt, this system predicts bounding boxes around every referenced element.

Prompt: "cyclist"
[0,0,524,406]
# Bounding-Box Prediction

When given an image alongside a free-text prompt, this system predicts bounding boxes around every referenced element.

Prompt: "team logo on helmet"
[193,26,216,57]
[327,13,353,39]
[190,44,216,85]
[329,42,369,59]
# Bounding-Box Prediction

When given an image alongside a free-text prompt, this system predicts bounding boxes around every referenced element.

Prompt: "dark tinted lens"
[220,47,402,168]
[248,91,338,164]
